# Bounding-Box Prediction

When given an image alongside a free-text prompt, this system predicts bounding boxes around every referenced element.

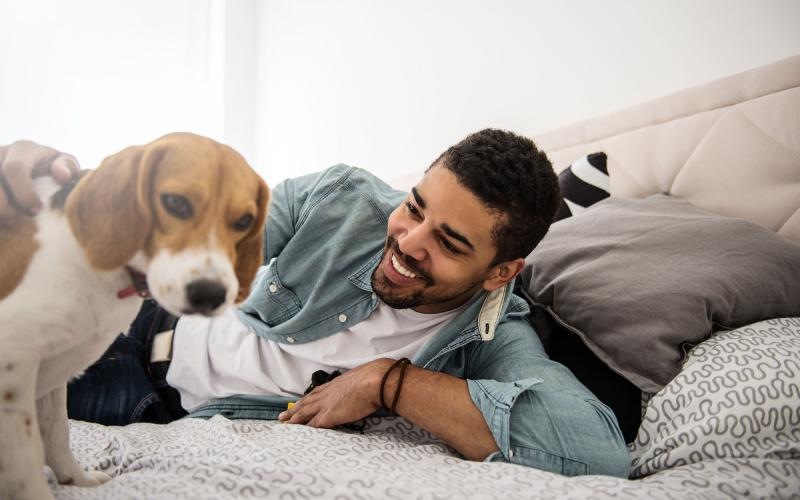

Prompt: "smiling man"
[373,169,504,313]
[1,129,630,477]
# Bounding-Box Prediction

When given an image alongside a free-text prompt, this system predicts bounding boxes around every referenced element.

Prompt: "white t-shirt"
[166,299,473,411]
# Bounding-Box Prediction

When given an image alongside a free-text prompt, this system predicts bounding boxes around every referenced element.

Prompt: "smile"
[391,254,418,278]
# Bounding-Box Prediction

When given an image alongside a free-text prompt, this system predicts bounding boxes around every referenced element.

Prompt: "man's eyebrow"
[441,223,474,251]
[411,187,426,209]
[411,186,473,251]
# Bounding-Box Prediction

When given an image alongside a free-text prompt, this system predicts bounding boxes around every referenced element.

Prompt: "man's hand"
[278,359,392,428]
[0,140,79,217]
[279,358,499,461]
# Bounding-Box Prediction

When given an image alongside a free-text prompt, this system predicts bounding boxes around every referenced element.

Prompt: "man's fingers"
[278,404,296,421]
[279,397,311,424]
[307,415,323,428]
[0,141,78,216]
[50,153,80,183]
[288,407,314,425]
[0,188,11,218]
[2,153,44,214]
[0,145,10,216]
[16,140,63,178]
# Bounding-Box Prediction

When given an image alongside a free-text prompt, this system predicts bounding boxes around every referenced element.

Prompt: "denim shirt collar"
[347,250,383,292]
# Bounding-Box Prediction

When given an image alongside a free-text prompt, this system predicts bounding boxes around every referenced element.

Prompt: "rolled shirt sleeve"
[468,376,630,477]
[467,378,542,459]
[464,313,630,477]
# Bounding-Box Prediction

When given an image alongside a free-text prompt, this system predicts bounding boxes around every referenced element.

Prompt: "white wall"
[0,0,229,170]
[253,0,800,185]
[1,1,799,187]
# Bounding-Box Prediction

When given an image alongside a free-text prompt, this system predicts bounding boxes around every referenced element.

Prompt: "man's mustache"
[386,237,433,284]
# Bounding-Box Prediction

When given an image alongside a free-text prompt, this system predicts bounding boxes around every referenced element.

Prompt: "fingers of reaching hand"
[280,390,334,427]
[280,394,309,422]
[0,141,79,215]
[0,144,15,215]
[307,414,328,428]
[49,153,80,183]
[0,180,9,216]
[2,155,45,213]
[288,405,313,425]
[14,140,79,179]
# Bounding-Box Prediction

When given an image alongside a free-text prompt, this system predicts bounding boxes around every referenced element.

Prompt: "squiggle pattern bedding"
[52,317,800,499]
[630,317,800,478]
[52,415,798,499]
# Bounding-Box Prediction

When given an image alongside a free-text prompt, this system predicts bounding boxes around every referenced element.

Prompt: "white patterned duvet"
[54,318,800,500]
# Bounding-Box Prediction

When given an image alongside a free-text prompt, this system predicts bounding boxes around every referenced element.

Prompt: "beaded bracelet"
[379,357,411,414]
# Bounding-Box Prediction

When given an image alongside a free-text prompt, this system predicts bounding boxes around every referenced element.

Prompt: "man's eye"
[161,193,193,219]
[406,201,421,218]
[233,213,254,231]
[441,238,461,254]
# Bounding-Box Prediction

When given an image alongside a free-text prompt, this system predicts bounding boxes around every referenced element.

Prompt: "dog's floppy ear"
[66,144,163,270]
[235,177,270,303]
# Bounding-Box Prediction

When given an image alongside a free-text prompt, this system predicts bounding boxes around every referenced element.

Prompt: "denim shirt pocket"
[239,263,302,326]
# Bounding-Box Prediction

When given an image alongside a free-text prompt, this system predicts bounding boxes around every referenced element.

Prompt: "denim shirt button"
[286,336,296,344]
[338,314,347,323]
[268,283,278,293]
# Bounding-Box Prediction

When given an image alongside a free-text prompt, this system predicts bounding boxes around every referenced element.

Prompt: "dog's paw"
[68,469,112,486]
[86,469,112,484]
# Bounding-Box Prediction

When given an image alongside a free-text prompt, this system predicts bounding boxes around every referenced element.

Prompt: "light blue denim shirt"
[189,164,629,477]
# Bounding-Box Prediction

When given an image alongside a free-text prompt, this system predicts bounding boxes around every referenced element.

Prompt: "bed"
[55,55,800,499]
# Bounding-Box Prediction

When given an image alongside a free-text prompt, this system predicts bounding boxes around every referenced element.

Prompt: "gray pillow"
[522,194,800,393]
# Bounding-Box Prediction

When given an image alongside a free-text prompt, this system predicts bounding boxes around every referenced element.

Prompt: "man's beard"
[371,268,427,309]
[371,237,430,309]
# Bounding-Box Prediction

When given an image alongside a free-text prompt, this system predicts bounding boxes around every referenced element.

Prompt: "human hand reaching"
[0,140,79,217]
[278,359,394,428]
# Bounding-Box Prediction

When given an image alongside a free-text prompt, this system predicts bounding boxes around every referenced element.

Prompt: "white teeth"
[391,254,417,278]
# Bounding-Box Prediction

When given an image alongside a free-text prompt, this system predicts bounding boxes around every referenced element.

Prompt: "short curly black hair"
[428,128,560,265]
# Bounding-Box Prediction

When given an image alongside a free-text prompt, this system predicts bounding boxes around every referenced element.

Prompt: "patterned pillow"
[629,317,800,478]
[553,152,610,222]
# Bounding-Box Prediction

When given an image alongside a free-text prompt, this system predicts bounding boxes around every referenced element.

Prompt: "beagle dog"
[0,132,269,500]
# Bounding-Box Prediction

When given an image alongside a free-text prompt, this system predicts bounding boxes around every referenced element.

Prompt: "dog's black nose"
[186,279,227,314]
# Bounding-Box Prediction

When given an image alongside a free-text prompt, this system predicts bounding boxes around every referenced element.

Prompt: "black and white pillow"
[553,152,610,222]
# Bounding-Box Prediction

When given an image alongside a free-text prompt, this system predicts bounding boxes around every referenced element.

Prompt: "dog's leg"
[37,384,112,487]
[0,352,53,500]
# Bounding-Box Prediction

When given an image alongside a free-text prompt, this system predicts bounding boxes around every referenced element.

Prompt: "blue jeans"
[67,299,186,425]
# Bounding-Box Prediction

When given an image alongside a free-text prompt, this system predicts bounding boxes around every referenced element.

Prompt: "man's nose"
[397,225,428,262]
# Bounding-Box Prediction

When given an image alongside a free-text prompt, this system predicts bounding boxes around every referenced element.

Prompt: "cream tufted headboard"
[534,54,800,244]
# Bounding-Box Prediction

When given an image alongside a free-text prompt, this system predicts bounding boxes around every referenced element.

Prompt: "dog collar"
[117,266,151,299]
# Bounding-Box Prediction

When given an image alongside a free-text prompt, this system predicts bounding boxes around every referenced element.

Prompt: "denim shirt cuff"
[467,377,543,461]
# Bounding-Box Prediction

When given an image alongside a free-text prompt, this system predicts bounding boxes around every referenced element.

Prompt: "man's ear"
[482,258,525,292]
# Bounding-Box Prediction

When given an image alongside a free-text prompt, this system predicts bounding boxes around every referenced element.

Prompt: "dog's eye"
[233,213,254,232]
[161,194,193,219]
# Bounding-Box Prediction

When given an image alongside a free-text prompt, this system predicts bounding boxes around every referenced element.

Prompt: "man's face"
[371,165,502,313]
